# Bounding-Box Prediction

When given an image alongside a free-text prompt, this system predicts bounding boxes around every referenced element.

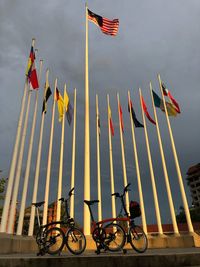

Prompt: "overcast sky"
[0,0,200,226]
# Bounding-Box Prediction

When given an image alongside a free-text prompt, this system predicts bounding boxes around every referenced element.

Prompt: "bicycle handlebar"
[111,183,131,198]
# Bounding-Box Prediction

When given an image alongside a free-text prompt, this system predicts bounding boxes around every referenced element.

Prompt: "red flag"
[141,96,156,125]
[162,83,180,113]
[88,9,119,36]
[26,46,39,89]
[108,105,114,136]
[119,103,124,133]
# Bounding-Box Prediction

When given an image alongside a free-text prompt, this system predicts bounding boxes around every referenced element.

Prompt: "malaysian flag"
[88,9,119,36]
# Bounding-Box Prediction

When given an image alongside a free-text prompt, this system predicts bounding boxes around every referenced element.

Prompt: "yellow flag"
[56,88,64,122]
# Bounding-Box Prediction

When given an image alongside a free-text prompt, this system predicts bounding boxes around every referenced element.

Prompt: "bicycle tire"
[103,223,126,252]
[129,225,148,253]
[65,227,86,255]
[45,227,65,255]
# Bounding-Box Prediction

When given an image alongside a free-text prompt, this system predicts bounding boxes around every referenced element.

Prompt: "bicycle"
[33,201,65,256]
[84,200,126,254]
[112,183,148,253]
[58,187,86,255]
[33,188,86,256]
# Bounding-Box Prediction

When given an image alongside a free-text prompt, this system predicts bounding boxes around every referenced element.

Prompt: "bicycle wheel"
[45,227,65,255]
[129,225,148,253]
[103,223,126,252]
[65,227,86,255]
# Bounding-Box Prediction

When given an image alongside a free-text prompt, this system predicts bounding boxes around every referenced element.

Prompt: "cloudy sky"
[0,0,200,226]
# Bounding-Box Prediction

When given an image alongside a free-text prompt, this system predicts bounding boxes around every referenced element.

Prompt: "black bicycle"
[33,188,86,256]
[33,201,65,256]
[58,188,86,255]
[112,183,148,253]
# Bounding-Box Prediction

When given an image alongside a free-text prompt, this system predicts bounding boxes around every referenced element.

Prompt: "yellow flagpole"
[83,2,91,235]
[96,94,102,221]
[107,94,116,219]
[117,93,129,212]
[70,88,77,219]
[7,58,43,234]
[56,85,66,222]
[158,74,194,233]
[128,90,147,234]
[0,36,32,232]
[139,88,163,235]
[150,82,179,234]
[42,79,57,227]
[16,68,46,235]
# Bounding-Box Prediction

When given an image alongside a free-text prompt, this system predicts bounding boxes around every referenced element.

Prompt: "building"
[186,163,200,208]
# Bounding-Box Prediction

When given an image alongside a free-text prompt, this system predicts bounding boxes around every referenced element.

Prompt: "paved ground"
[0,248,200,267]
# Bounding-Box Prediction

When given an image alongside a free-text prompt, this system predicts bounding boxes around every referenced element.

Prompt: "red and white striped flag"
[88,9,119,36]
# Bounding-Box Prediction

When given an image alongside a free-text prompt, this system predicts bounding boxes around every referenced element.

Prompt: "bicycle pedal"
[95,249,100,255]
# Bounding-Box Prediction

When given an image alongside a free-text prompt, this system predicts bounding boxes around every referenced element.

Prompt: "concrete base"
[0,232,200,254]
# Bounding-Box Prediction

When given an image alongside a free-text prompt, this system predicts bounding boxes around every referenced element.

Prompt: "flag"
[108,105,114,136]
[119,103,124,133]
[141,96,156,125]
[56,88,64,122]
[42,78,52,114]
[26,46,39,89]
[88,9,119,36]
[153,90,178,117]
[64,90,73,125]
[98,116,101,136]
[66,102,73,125]
[162,83,181,113]
[128,99,144,128]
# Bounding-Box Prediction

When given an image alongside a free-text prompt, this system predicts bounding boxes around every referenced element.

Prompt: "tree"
[0,170,7,200]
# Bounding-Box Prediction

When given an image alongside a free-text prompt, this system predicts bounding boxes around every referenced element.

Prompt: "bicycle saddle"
[32,201,45,207]
[84,200,99,206]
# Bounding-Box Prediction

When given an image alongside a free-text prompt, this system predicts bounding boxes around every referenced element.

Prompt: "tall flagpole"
[128,90,147,234]
[7,60,43,234]
[42,79,57,226]
[107,95,116,219]
[139,88,163,235]
[0,80,28,233]
[117,93,129,211]
[96,94,102,221]
[70,88,77,219]
[150,82,179,234]
[0,38,34,233]
[42,78,58,225]
[84,2,91,235]
[56,85,66,222]
[158,74,194,233]
[16,68,45,235]
[28,67,47,236]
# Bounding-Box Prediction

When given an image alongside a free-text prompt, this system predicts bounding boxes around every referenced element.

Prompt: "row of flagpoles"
[0,4,194,236]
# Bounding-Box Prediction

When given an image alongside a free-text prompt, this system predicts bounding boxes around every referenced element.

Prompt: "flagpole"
[16,67,45,235]
[70,88,77,219]
[56,85,66,222]
[7,60,43,234]
[117,93,129,212]
[139,88,163,235]
[96,94,102,221]
[84,1,91,235]
[27,67,47,237]
[128,90,147,234]
[0,39,35,233]
[42,78,58,225]
[42,79,57,226]
[158,74,194,233]
[149,82,179,234]
[107,94,116,219]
